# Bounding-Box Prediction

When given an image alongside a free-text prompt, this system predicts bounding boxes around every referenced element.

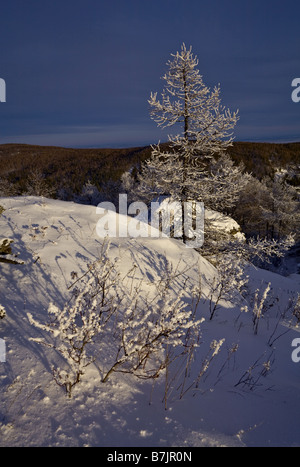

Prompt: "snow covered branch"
[27,242,204,398]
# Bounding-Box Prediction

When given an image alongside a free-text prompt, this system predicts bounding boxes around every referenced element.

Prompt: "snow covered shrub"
[179,338,225,399]
[267,292,300,347]
[251,283,271,335]
[208,254,249,320]
[245,235,295,270]
[120,170,138,203]
[25,168,56,198]
[76,179,121,206]
[0,305,6,320]
[0,238,24,265]
[0,238,13,255]
[27,298,102,398]
[28,241,203,399]
[293,294,300,324]
[101,285,202,384]
[201,229,294,265]
[0,179,17,197]
[202,235,294,320]
[27,241,121,398]
[234,350,275,391]
[75,180,102,205]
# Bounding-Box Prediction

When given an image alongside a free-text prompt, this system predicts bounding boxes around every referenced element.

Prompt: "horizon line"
[0,138,300,150]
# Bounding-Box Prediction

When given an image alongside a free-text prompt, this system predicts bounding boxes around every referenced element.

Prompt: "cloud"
[0,124,161,148]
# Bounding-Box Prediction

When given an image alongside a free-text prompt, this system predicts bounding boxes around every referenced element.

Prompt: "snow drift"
[0,196,299,447]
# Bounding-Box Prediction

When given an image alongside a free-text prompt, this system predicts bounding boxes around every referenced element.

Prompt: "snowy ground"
[0,196,299,447]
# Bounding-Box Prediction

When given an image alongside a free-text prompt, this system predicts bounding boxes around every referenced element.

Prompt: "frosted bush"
[27,241,121,397]
[28,242,203,398]
[0,305,6,320]
[208,254,249,320]
[102,288,203,383]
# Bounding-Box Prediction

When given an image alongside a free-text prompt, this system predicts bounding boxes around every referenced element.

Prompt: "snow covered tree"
[138,44,241,242]
[148,43,239,150]
[233,174,300,241]
[262,177,300,240]
[25,168,56,198]
[0,178,18,196]
[232,175,271,237]
[75,180,102,205]
[197,154,251,213]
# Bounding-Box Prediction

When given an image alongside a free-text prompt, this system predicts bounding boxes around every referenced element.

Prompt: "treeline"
[0,143,152,197]
[228,141,300,183]
[0,141,299,197]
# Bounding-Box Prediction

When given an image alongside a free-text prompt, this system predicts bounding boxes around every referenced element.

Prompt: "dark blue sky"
[0,0,299,148]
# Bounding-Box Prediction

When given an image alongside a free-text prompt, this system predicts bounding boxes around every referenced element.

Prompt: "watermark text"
[0,78,6,102]
[0,338,6,362]
[96,194,204,248]
[291,78,300,103]
[291,338,300,363]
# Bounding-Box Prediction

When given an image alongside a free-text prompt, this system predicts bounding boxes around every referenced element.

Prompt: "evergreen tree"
[139,44,241,242]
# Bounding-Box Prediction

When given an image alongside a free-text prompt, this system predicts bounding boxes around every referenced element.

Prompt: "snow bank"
[0,196,299,447]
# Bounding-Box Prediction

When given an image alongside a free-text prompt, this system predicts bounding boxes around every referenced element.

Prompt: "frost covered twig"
[252,283,271,335]
[208,254,248,320]
[241,282,271,335]
[234,351,275,391]
[179,338,225,399]
[267,293,300,347]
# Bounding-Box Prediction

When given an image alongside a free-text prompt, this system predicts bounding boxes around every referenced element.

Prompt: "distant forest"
[0,141,299,198]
